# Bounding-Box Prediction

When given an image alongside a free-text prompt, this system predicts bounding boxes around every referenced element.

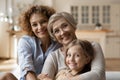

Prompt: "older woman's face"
[52,18,76,46]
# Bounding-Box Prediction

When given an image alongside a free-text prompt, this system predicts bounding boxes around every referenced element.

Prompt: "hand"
[37,74,52,80]
[37,74,48,79]
[26,71,37,80]
[42,77,52,80]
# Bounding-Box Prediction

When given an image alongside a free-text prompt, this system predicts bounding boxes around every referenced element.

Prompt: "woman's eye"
[53,29,59,34]
[31,23,37,27]
[76,54,80,57]
[40,20,48,24]
[67,53,71,57]
[62,23,68,28]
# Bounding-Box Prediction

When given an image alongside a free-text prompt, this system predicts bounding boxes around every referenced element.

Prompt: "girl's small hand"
[42,77,52,80]
[37,74,52,80]
[37,74,47,79]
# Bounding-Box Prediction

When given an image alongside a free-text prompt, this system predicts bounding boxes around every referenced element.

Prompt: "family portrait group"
[0,4,105,80]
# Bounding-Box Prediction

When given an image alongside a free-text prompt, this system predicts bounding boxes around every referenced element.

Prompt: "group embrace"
[0,5,105,80]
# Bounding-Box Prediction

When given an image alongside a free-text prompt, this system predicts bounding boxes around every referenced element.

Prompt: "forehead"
[30,13,47,22]
[68,45,82,52]
[52,18,68,29]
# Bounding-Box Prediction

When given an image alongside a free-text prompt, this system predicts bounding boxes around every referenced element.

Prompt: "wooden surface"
[105,58,120,71]
[76,29,113,33]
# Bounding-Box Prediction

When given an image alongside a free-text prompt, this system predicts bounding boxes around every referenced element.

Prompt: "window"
[71,4,111,26]
[103,5,110,24]
[81,6,89,24]
[71,6,78,22]
[92,6,99,24]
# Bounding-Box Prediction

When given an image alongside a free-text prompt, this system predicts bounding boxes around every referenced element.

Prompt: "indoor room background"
[0,0,120,80]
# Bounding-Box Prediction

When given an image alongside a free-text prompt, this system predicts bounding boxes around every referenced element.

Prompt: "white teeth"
[38,30,45,33]
[70,64,75,65]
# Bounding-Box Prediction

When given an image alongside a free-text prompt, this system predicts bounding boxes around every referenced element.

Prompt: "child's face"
[66,45,88,73]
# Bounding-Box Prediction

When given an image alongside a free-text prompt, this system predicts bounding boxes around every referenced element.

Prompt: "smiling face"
[52,18,76,46]
[65,45,88,74]
[30,13,49,39]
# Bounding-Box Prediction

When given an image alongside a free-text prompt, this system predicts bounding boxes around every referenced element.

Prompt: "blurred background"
[0,0,120,75]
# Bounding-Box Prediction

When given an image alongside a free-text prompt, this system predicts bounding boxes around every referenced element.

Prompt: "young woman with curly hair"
[0,5,61,80]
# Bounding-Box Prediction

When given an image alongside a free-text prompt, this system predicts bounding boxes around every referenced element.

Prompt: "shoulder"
[18,35,37,48]
[19,35,35,41]
[18,35,36,44]
[91,41,103,53]
[48,49,60,58]
[51,40,62,48]
[49,48,62,57]
[46,48,62,63]
[91,41,101,48]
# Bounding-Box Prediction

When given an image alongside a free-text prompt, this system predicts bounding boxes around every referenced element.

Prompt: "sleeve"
[41,53,58,79]
[77,42,106,80]
[17,37,35,79]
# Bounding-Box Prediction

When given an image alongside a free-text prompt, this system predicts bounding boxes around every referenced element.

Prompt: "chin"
[70,68,76,70]
[38,34,49,38]
[65,40,73,45]
[38,36,45,39]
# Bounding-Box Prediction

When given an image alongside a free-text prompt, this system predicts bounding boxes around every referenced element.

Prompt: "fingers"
[37,74,48,80]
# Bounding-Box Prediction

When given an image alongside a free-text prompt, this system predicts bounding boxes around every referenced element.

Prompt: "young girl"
[55,39,94,80]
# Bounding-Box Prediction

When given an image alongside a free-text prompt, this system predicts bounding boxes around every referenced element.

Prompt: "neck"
[62,36,77,51]
[40,37,51,53]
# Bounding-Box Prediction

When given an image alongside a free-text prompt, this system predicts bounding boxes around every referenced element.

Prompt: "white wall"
[53,0,120,13]
[0,21,10,58]
[0,0,6,15]
[0,0,120,58]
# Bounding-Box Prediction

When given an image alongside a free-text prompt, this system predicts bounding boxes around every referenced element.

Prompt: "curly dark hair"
[18,5,56,36]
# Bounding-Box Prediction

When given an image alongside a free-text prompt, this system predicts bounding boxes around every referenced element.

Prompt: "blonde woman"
[39,12,105,80]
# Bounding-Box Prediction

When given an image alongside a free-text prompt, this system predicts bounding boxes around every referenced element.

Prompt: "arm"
[76,42,105,80]
[18,37,37,80]
[41,53,58,79]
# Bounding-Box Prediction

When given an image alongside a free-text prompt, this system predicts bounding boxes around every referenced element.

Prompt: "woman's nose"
[70,56,74,61]
[59,29,65,35]
[38,24,42,29]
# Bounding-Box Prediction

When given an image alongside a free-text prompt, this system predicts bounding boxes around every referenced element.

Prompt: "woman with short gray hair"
[39,12,105,80]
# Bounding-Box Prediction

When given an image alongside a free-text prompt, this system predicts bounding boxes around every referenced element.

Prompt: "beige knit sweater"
[42,42,105,80]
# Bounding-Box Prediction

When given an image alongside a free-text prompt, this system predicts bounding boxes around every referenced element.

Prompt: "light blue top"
[17,35,61,80]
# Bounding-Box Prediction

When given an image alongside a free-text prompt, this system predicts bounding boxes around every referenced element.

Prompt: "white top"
[42,42,105,80]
